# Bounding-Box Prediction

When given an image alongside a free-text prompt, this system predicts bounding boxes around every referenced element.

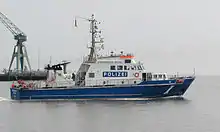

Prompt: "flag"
[74,18,78,27]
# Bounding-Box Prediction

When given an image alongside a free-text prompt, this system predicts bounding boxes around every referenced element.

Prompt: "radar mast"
[74,14,104,62]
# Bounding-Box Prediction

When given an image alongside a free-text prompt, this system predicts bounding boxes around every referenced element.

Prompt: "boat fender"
[134,73,139,77]
[28,83,33,88]
[17,80,22,84]
[22,84,27,88]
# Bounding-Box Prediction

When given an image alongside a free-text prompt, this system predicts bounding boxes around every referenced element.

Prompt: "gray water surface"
[0,76,219,132]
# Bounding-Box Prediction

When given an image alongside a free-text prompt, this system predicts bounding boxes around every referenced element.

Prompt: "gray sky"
[0,0,219,75]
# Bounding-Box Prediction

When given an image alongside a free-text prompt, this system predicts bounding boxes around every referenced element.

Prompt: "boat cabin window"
[146,73,152,81]
[89,73,95,78]
[117,65,123,70]
[141,65,145,70]
[134,66,137,70]
[137,65,142,70]
[131,65,135,70]
[152,74,167,80]
[125,59,131,63]
[124,65,129,70]
[110,65,116,70]
[163,74,166,79]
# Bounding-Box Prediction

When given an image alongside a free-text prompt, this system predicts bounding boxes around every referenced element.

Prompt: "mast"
[74,14,104,62]
[37,47,40,70]
[89,14,96,61]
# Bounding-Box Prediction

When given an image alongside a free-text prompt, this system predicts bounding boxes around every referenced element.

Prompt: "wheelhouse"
[74,52,147,86]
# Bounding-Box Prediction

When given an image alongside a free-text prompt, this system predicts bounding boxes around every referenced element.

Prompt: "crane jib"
[0,11,31,73]
[0,12,26,38]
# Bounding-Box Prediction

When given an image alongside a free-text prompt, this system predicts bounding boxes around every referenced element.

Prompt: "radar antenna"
[74,14,104,62]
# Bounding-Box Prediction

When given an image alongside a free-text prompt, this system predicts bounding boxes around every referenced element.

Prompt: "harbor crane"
[0,12,31,73]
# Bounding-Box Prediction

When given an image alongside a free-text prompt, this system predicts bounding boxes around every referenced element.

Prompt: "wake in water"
[0,97,9,101]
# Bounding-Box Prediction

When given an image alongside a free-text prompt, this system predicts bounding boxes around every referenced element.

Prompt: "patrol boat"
[10,14,195,100]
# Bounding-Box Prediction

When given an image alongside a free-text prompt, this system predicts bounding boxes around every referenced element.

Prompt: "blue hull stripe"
[28,83,177,90]
[20,94,142,98]
[10,77,195,100]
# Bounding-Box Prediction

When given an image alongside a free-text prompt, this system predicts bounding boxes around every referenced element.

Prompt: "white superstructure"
[74,52,168,87]
[71,14,168,87]
[78,52,144,86]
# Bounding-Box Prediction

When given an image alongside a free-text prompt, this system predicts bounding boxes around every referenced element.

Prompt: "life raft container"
[176,79,184,84]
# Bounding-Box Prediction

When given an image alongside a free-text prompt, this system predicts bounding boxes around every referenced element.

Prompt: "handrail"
[11,71,195,89]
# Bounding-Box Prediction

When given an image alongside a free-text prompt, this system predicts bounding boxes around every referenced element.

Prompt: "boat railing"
[83,56,96,63]
[12,72,195,89]
[12,79,75,89]
[97,52,135,59]
[83,56,89,62]
[49,77,75,86]
[167,73,195,80]
[85,78,141,87]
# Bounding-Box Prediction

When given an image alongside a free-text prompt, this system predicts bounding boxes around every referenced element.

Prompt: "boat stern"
[10,88,21,100]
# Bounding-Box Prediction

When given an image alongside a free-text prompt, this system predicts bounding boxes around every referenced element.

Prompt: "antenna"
[37,47,40,70]
[73,14,104,62]
[49,56,52,65]
[193,67,196,76]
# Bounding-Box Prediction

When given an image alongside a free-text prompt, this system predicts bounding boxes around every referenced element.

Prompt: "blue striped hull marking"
[10,77,195,100]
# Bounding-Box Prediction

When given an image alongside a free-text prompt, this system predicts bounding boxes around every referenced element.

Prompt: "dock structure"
[0,12,48,81]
